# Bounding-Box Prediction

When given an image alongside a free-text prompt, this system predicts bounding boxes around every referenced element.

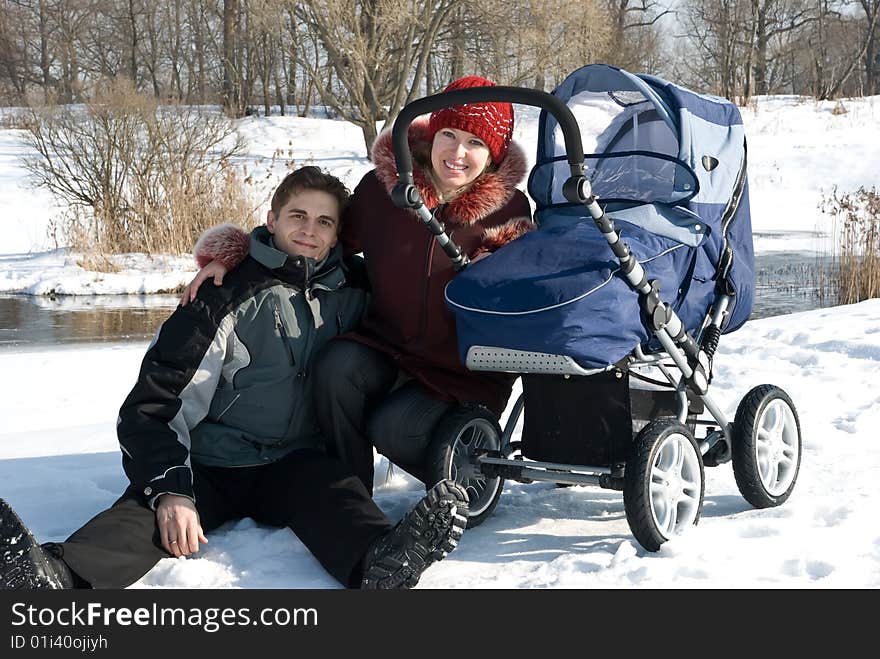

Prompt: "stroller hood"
[528,64,754,332]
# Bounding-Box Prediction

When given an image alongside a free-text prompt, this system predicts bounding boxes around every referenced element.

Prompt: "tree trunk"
[222,0,240,116]
[38,0,52,96]
[193,3,206,104]
[274,49,285,116]
[864,1,880,95]
[239,3,253,114]
[262,34,272,117]
[127,0,138,85]
[451,7,466,80]
[754,5,769,96]
[360,120,378,157]
[144,6,160,97]
[170,0,184,101]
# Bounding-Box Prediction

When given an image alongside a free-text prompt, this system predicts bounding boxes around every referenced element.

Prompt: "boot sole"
[0,499,62,589]
[363,481,468,589]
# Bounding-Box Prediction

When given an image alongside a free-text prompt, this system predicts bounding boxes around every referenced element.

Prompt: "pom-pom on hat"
[428,76,514,164]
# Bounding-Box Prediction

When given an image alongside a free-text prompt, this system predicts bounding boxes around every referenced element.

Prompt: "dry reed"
[821,186,880,305]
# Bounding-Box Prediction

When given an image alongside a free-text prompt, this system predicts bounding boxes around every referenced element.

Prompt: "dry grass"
[821,186,880,304]
[21,78,260,260]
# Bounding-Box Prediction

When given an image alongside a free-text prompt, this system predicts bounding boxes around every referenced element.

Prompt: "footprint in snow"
[739,524,780,539]
[812,505,850,527]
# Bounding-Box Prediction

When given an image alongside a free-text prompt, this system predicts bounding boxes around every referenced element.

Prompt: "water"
[752,251,837,319]
[0,294,178,349]
[0,252,838,350]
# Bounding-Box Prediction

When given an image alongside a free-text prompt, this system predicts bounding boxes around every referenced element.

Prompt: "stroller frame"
[391,83,801,549]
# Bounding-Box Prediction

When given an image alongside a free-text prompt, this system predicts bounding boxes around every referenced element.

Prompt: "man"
[0,166,468,590]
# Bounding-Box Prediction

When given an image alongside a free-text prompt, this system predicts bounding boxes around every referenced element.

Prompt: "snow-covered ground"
[1,300,878,588]
[1,95,879,588]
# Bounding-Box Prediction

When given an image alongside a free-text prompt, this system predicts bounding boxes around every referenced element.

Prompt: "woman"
[184,76,533,493]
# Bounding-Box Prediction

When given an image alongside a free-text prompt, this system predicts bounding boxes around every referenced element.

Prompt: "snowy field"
[1,300,878,588]
[0,95,879,588]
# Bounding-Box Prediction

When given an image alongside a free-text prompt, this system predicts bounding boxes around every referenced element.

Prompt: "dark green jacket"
[116,226,367,507]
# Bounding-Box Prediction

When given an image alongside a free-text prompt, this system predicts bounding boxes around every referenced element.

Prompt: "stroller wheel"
[623,418,705,552]
[732,385,802,508]
[427,406,504,528]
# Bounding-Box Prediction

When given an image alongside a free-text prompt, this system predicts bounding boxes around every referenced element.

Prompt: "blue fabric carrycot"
[445,64,755,370]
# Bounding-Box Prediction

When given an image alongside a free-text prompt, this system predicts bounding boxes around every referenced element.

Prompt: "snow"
[1,300,879,588]
[1,95,879,588]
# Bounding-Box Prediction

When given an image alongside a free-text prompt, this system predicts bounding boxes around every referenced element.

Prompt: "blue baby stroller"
[390,64,802,551]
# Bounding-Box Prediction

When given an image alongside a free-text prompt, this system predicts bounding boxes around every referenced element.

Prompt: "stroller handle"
[392,86,586,193]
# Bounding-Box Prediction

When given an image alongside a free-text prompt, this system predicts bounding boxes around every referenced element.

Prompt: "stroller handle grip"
[392,86,585,186]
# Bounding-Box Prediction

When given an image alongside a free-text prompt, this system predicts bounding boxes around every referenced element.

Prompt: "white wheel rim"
[449,419,501,516]
[648,432,702,539]
[754,398,799,497]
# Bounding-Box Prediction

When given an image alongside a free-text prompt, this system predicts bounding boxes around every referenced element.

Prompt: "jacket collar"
[249,226,346,292]
[371,118,527,226]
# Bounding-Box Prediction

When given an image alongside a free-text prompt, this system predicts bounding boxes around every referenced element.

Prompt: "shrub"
[20,78,257,258]
[821,186,880,305]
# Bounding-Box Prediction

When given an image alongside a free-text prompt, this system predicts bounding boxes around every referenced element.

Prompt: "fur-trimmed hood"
[371,118,528,226]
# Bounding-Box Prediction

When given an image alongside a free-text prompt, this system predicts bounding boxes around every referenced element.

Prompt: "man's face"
[267,189,340,261]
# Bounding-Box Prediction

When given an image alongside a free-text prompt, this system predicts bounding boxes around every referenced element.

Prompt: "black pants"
[313,340,453,493]
[56,450,392,589]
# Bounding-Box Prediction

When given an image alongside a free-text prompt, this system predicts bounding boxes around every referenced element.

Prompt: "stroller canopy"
[529,64,753,296]
[445,64,755,370]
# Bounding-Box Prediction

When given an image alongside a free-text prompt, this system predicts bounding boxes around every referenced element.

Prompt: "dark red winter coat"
[195,119,533,416]
[347,119,532,415]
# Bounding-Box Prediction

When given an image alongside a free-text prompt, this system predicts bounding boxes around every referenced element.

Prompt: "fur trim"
[371,118,528,226]
[472,217,535,258]
[194,223,250,270]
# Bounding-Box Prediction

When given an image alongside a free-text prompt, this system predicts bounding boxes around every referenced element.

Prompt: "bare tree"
[222,0,241,115]
[809,0,879,97]
[442,0,611,92]
[741,0,816,96]
[291,0,463,154]
[680,0,753,99]
[604,0,671,71]
[859,0,880,93]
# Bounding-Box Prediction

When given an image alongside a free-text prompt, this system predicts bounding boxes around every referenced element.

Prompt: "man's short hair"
[270,166,351,221]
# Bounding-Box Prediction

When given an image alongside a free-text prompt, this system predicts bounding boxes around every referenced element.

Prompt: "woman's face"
[430,127,491,194]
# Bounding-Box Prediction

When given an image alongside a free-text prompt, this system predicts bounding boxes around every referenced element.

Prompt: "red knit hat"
[428,76,514,164]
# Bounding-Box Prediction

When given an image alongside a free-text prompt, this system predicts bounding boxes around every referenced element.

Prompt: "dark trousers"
[57,450,392,589]
[312,340,453,493]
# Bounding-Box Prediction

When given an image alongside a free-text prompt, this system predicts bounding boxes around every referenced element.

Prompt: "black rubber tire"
[426,406,504,528]
[623,418,705,552]
[732,384,802,509]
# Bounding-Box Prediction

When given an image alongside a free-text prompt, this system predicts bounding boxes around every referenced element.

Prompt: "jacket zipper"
[272,300,295,367]
[421,205,444,341]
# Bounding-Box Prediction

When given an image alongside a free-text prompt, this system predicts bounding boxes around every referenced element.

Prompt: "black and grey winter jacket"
[116,226,368,508]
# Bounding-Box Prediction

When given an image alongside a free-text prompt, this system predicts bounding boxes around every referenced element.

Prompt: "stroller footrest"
[466,346,609,375]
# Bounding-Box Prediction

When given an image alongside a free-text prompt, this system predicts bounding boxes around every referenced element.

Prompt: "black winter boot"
[1,498,75,589]
[361,480,468,589]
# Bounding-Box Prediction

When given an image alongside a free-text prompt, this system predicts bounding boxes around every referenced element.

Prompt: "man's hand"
[180,261,228,306]
[155,494,208,557]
